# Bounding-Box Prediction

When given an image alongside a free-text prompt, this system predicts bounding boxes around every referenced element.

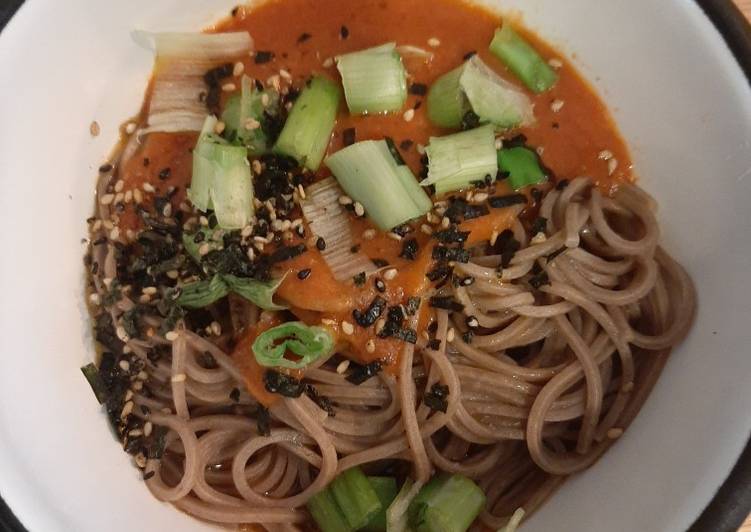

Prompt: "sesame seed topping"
[365,339,376,353]
[114,179,124,192]
[323,57,334,68]
[125,122,137,134]
[354,202,365,217]
[446,328,456,342]
[133,189,143,204]
[403,109,415,122]
[383,268,398,281]
[473,192,488,203]
[100,193,115,205]
[297,184,306,199]
[210,321,222,336]
[120,401,134,418]
[89,293,101,305]
[421,224,433,235]
[387,232,402,241]
[336,360,351,374]
[198,243,211,256]
[142,286,158,295]
[342,321,355,335]
[608,158,619,176]
[165,331,179,342]
[441,217,450,229]
[550,99,565,113]
[321,318,337,326]
[490,230,500,246]
[222,82,237,92]
[416,143,426,155]
[143,422,153,437]
[428,37,441,47]
[375,318,386,334]
[598,149,614,161]
[338,195,353,205]
[279,69,292,80]
[548,58,563,69]
[244,118,261,130]
[171,373,187,383]
[363,229,376,240]
[119,360,131,372]
[233,61,245,77]
[142,182,156,193]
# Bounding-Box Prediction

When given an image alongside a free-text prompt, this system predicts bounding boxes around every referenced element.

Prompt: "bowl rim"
[0,0,750,531]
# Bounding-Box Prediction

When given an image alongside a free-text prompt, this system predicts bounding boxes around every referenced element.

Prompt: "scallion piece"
[336,43,407,114]
[181,227,218,263]
[460,55,534,129]
[222,75,279,155]
[330,467,383,530]
[176,275,229,308]
[498,146,547,190]
[489,23,558,93]
[427,65,469,128]
[176,274,286,311]
[361,477,399,532]
[189,116,255,229]
[274,76,340,171]
[422,125,498,195]
[408,474,486,532]
[253,321,334,370]
[307,489,353,532]
[223,274,287,311]
[325,140,432,230]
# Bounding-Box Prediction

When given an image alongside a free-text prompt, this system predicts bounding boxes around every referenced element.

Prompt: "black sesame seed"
[374,278,386,293]
[229,388,241,402]
[316,237,326,251]
[297,268,312,280]
[465,315,479,329]
[158,167,171,180]
[340,25,350,39]
[255,51,274,64]
[143,157,150,167]
[297,32,312,43]
[427,339,441,351]
[99,163,113,173]
[409,83,428,96]
[143,471,155,481]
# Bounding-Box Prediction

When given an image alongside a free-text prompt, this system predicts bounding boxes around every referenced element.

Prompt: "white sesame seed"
[297,184,306,199]
[495,137,503,150]
[338,195,353,205]
[550,99,565,113]
[198,243,211,256]
[267,75,281,91]
[531,232,547,245]
[246,247,255,261]
[142,182,156,193]
[323,57,334,68]
[375,318,386,334]
[387,232,403,241]
[608,158,619,176]
[132,380,143,391]
[446,328,456,343]
[138,294,151,304]
[119,360,131,372]
[125,122,137,135]
[89,293,101,305]
[366,339,376,353]
[241,225,254,237]
[222,82,237,92]
[403,109,415,122]
[233,61,245,77]
[91,219,102,231]
[490,230,500,246]
[336,359,351,374]
[383,268,398,280]
[426,212,437,224]
[421,224,433,235]
[134,453,147,468]
[279,68,292,80]
[251,159,262,174]
[607,428,624,439]
[124,190,133,203]
[110,227,121,240]
[321,318,337,326]
[143,422,153,437]
[114,192,124,204]
[199,216,209,226]
[363,229,376,240]
[536,146,545,157]
[133,189,143,204]
[428,37,441,47]
[121,401,134,418]
[171,373,187,383]
[214,121,226,134]
[114,179,124,193]
[342,321,355,335]
[548,58,563,69]
[354,202,365,217]
[100,193,115,205]
[125,390,134,402]
[473,192,488,203]
[90,121,100,137]
[441,217,450,229]
[210,321,222,336]
[244,118,261,130]
[467,317,480,328]
[128,428,143,438]
[165,331,179,342]
[598,149,614,161]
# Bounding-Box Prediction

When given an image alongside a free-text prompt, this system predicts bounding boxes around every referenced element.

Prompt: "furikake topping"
[353,296,387,327]
[432,245,470,264]
[433,228,470,244]
[264,370,305,397]
[493,230,521,268]
[346,361,382,385]
[405,297,421,316]
[488,194,527,209]
[257,406,271,436]
[400,238,419,260]
[546,247,567,263]
[427,339,441,351]
[305,384,335,416]
[424,383,449,413]
[353,271,367,286]
[377,306,417,344]
[429,296,464,312]
[372,258,390,268]
[255,50,275,64]
[530,217,548,236]
[444,198,489,223]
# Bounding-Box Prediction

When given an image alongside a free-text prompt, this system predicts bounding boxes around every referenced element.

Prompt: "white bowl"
[1,1,750,531]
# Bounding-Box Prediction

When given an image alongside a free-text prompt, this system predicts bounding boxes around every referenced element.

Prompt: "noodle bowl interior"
[82,0,696,530]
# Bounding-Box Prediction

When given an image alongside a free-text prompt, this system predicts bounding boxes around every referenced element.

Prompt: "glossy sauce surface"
[115,0,633,404]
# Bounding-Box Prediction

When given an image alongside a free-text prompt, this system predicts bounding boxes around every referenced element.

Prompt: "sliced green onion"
[498,146,547,190]
[176,274,285,310]
[189,116,255,229]
[330,467,383,530]
[222,75,279,155]
[176,275,229,308]
[253,321,334,370]
[325,140,432,230]
[274,76,340,171]
[336,43,407,115]
[422,124,498,195]
[497,508,525,532]
[489,23,558,93]
[362,477,399,532]
[460,55,534,129]
[408,474,486,532]
[81,363,107,404]
[308,489,353,532]
[223,274,287,311]
[427,65,469,128]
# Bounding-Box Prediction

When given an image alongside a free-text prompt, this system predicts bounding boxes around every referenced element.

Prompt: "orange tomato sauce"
[115,0,633,403]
